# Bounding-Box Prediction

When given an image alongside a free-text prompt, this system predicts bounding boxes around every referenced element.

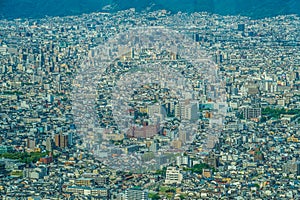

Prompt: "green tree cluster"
[149,192,160,200]
[0,152,48,164]
[184,163,213,174]
[262,107,300,119]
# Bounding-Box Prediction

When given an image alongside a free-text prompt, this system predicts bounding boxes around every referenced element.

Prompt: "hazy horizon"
[0,0,299,20]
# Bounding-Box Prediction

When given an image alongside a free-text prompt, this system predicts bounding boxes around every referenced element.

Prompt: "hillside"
[0,0,299,19]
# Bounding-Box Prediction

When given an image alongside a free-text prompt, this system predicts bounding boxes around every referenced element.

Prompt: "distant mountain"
[0,0,299,19]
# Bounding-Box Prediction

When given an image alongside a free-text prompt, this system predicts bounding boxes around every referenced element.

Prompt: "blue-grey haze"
[0,0,299,19]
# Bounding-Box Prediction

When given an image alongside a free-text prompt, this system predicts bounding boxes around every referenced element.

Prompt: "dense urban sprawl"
[0,9,300,199]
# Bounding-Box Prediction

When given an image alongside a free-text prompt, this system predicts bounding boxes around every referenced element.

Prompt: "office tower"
[54,134,68,148]
[175,100,198,122]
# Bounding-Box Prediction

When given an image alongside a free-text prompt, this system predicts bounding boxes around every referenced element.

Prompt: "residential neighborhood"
[0,8,300,199]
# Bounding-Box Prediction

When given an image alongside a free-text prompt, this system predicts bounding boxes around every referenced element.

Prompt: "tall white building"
[149,142,158,152]
[147,103,166,121]
[175,100,198,122]
[176,155,192,167]
[165,167,183,184]
[125,188,148,200]
[46,137,52,152]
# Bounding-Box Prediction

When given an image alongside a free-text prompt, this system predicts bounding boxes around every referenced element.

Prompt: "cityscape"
[0,4,300,200]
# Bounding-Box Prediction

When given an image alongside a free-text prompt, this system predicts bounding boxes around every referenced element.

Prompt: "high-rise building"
[68,132,73,146]
[95,175,109,186]
[283,161,300,175]
[147,104,166,119]
[176,155,192,167]
[194,33,201,42]
[26,138,36,149]
[125,188,148,200]
[242,107,261,119]
[46,137,52,152]
[175,100,198,122]
[179,130,189,144]
[165,166,183,184]
[54,134,59,147]
[204,153,219,169]
[54,134,68,148]
[149,142,158,152]
[130,47,134,59]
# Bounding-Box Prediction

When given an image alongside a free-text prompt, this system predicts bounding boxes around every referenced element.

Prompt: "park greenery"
[238,107,300,122]
[184,163,213,174]
[0,151,49,164]
[148,192,160,200]
[155,167,167,175]
[262,107,300,120]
